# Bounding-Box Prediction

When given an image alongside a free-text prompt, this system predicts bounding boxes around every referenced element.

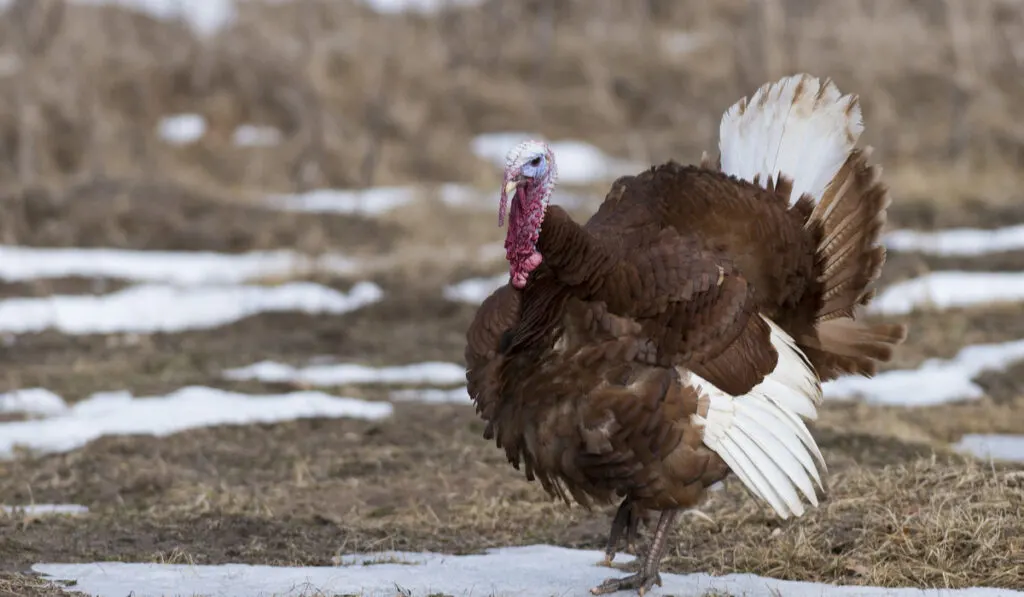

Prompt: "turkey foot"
[591,509,678,596]
[599,498,644,567]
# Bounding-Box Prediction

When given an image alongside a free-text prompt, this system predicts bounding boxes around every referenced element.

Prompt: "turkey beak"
[504,178,521,199]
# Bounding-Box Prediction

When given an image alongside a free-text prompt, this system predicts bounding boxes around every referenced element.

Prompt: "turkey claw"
[589,571,663,596]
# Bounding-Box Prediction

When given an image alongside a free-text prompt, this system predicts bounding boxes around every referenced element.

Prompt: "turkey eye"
[529,157,542,167]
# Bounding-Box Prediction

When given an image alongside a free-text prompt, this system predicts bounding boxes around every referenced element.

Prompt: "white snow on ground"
[471,132,645,186]
[824,339,1024,406]
[73,0,235,36]
[0,388,68,417]
[33,544,1022,597]
[156,113,206,145]
[884,224,1024,256]
[443,274,506,304]
[953,434,1024,463]
[0,386,392,459]
[364,0,485,13]
[390,386,470,404]
[232,124,283,147]
[0,246,359,285]
[438,182,598,211]
[0,281,382,335]
[223,360,466,386]
[264,183,594,216]
[265,187,418,216]
[1,0,493,36]
[867,271,1024,315]
[1,504,89,516]
[159,114,285,147]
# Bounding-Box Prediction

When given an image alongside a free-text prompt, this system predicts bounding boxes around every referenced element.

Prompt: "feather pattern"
[687,316,826,519]
[719,73,863,205]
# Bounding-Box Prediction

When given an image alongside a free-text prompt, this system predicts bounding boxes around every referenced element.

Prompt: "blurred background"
[2,0,1023,206]
[0,1,1022,596]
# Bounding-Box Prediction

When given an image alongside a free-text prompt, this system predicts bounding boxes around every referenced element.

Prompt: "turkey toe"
[590,571,662,596]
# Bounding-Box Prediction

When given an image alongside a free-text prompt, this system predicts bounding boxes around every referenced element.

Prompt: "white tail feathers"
[688,316,827,520]
[719,73,863,206]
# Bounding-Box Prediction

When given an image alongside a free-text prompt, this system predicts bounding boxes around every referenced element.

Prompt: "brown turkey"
[464,73,908,596]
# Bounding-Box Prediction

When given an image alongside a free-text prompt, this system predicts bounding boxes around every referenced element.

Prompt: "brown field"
[1,1,1024,596]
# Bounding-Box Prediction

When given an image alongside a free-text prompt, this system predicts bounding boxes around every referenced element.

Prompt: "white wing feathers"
[687,316,827,520]
[718,73,863,206]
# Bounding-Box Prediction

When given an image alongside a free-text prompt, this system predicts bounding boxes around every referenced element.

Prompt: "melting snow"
[33,544,1021,597]
[443,274,506,304]
[0,386,392,459]
[265,187,418,216]
[439,182,597,211]
[884,224,1024,256]
[0,246,359,285]
[953,434,1024,463]
[160,116,286,147]
[0,281,382,335]
[156,113,206,145]
[233,124,283,147]
[363,0,485,14]
[223,360,466,387]
[471,132,644,186]
[390,386,470,404]
[2,504,88,516]
[869,271,1024,315]
[0,388,68,417]
[824,339,1024,406]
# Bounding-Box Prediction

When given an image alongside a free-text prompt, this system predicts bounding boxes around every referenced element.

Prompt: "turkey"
[464,73,908,596]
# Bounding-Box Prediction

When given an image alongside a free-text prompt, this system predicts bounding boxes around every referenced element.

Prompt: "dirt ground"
[1,1,1024,596]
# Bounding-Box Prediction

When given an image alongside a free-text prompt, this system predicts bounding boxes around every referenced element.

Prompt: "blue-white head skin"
[500,139,559,289]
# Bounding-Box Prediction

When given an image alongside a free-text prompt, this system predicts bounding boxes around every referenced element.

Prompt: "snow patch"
[439,183,597,211]
[869,271,1024,315]
[233,124,283,147]
[443,274,506,304]
[265,187,418,216]
[0,246,359,285]
[884,224,1024,256]
[0,281,383,335]
[223,360,466,387]
[157,113,206,145]
[33,544,1022,597]
[0,388,68,418]
[2,504,88,516]
[471,132,644,186]
[390,386,470,404]
[953,434,1024,463]
[824,339,1024,406]
[362,0,485,14]
[0,386,392,459]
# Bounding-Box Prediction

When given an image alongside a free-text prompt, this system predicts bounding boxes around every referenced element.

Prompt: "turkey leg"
[590,509,678,596]
[599,497,644,567]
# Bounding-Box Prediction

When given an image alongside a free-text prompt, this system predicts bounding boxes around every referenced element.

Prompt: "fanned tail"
[800,146,908,378]
[717,73,907,382]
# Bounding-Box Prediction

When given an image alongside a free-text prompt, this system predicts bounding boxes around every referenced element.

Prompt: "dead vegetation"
[1,402,1022,590]
[0,0,1024,204]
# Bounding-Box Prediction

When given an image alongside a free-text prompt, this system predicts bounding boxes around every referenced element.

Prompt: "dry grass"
[1,0,1024,206]
[2,401,1021,591]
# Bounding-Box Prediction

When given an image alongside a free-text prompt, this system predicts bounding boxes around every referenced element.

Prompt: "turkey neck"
[535,204,616,296]
[501,206,616,357]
